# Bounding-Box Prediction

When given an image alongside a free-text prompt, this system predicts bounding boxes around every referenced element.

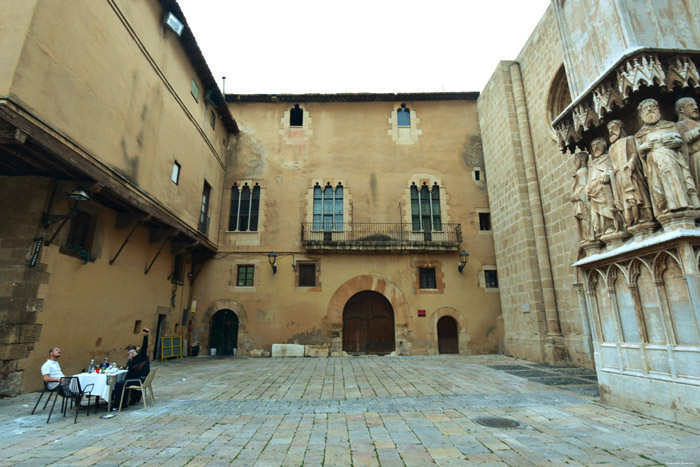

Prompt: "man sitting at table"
[112,328,150,408]
[41,347,64,390]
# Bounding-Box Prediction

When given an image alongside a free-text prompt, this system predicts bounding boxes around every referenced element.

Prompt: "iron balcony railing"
[301,222,462,253]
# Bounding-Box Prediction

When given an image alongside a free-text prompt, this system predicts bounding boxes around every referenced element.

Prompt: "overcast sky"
[177,0,552,95]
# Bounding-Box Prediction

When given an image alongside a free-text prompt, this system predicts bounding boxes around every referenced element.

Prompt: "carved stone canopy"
[554,50,700,154]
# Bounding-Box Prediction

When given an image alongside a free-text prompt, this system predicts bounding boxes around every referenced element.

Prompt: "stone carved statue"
[571,151,593,242]
[586,138,621,238]
[607,120,653,227]
[675,97,700,190]
[635,98,700,215]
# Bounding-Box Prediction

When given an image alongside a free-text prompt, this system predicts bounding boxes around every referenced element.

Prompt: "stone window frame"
[403,174,451,229]
[305,178,351,226]
[280,104,313,145]
[414,260,445,294]
[388,102,422,145]
[295,259,321,292]
[480,265,499,291]
[546,64,572,140]
[476,208,492,235]
[231,259,259,292]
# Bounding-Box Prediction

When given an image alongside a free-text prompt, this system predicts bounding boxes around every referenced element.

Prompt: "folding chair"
[31,382,59,415]
[119,367,157,411]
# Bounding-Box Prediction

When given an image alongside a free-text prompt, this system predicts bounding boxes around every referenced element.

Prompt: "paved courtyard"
[1,355,699,466]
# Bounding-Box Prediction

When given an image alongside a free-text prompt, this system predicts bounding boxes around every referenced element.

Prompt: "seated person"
[112,328,150,408]
[41,347,64,390]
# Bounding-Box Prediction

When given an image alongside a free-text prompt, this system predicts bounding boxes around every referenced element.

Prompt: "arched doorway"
[209,309,239,355]
[437,316,458,354]
[343,291,395,355]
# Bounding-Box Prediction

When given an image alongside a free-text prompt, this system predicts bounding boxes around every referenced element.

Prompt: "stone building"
[190,94,503,359]
[1,0,698,430]
[0,0,237,394]
[479,0,700,427]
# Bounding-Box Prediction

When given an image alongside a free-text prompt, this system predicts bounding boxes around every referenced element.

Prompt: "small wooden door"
[437,316,458,354]
[209,309,239,355]
[343,291,395,355]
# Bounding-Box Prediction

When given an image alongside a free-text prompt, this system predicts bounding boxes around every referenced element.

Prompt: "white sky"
[177,0,552,95]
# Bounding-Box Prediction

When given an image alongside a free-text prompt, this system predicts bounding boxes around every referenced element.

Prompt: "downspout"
[509,62,562,338]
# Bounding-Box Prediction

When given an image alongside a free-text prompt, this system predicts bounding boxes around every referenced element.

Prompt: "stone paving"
[1,355,699,466]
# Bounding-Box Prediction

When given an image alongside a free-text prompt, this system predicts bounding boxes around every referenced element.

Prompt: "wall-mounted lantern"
[268,251,277,274]
[42,189,90,227]
[458,250,470,273]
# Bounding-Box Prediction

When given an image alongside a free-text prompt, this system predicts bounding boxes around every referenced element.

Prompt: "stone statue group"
[572,97,700,244]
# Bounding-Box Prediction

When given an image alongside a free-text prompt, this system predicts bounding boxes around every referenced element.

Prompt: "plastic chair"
[47,377,94,424]
[31,381,59,415]
[119,367,157,411]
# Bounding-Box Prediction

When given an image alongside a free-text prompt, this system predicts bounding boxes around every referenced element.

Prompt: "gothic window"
[397,104,410,127]
[313,183,343,231]
[290,104,304,127]
[229,183,260,232]
[410,182,442,231]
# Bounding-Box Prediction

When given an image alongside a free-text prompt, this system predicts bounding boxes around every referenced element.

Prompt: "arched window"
[290,104,303,127]
[229,183,260,231]
[313,183,343,231]
[397,103,410,127]
[410,182,441,231]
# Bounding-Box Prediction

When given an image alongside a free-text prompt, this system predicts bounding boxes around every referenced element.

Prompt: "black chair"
[47,377,95,424]
[31,381,59,415]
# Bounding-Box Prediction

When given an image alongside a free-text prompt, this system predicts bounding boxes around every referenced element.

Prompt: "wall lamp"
[458,250,470,273]
[42,189,91,227]
[268,251,277,274]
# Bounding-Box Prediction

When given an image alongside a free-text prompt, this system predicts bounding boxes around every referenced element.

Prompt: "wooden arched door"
[437,316,458,354]
[343,291,395,355]
[209,309,239,355]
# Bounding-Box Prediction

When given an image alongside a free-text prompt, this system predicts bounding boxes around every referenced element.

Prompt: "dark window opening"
[298,263,317,287]
[485,270,499,288]
[66,211,95,250]
[171,254,186,284]
[290,104,303,127]
[474,170,480,181]
[210,111,216,129]
[397,103,410,127]
[419,268,437,289]
[198,182,211,235]
[479,213,491,231]
[237,265,254,287]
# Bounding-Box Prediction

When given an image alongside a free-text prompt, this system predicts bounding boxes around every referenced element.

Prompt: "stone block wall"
[0,176,51,395]
[478,7,594,367]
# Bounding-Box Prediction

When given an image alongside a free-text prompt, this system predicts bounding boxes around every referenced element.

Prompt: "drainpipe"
[509,62,562,338]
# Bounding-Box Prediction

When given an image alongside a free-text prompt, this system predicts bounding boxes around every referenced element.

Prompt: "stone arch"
[326,275,411,355]
[425,307,470,355]
[195,299,252,355]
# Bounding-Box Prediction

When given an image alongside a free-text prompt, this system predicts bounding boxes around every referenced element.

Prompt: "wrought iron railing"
[301,222,462,252]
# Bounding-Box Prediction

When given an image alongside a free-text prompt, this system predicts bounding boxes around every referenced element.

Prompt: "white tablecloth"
[73,370,128,401]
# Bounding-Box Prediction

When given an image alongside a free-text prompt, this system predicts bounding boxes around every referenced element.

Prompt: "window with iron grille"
[410,182,442,231]
[198,182,211,235]
[485,270,499,288]
[229,183,260,231]
[237,265,254,287]
[479,212,491,231]
[397,103,410,127]
[419,268,437,289]
[313,183,343,231]
[298,263,317,287]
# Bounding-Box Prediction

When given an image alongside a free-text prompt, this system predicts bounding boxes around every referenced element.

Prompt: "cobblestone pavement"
[1,355,699,466]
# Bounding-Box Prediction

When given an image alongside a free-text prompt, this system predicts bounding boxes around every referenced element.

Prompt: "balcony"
[301,222,462,253]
